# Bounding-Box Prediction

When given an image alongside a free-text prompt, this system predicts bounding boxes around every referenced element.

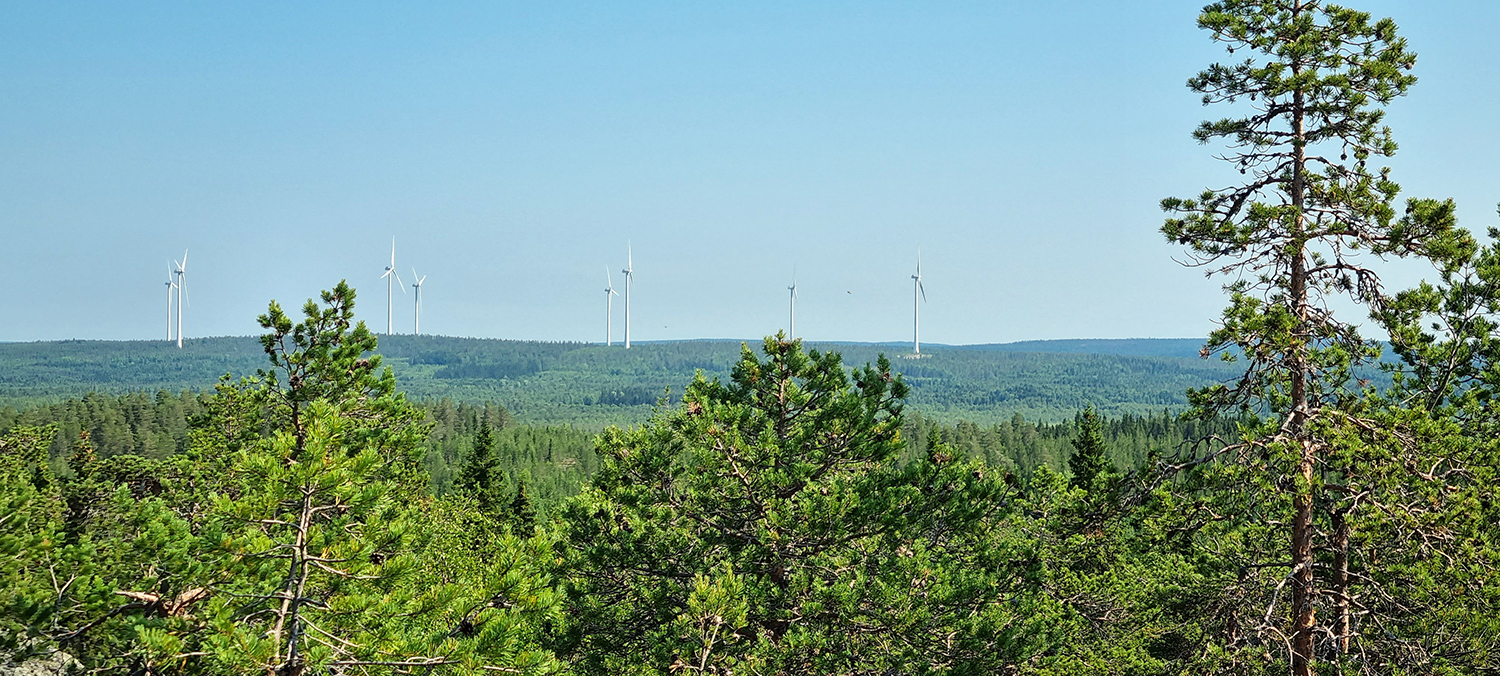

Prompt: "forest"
[0,335,1243,426]
[5,3,1500,675]
[0,388,1240,517]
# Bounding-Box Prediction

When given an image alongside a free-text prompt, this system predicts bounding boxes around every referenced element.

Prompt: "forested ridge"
[6,3,1500,675]
[0,335,1243,426]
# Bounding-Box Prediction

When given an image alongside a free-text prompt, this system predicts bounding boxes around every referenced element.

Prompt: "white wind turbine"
[380,238,404,335]
[164,266,177,342]
[622,244,634,349]
[788,266,798,338]
[911,252,926,355]
[604,267,619,346]
[174,250,188,349]
[411,268,427,335]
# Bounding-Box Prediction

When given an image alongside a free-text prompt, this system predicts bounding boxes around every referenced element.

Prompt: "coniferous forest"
[5,3,1500,675]
[0,334,1242,427]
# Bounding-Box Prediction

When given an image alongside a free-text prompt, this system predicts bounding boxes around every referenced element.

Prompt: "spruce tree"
[1068,405,1111,490]
[509,474,536,532]
[455,419,506,518]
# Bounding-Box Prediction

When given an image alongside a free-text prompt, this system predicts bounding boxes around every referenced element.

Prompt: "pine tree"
[1068,405,1112,490]
[2,424,215,673]
[203,282,557,674]
[556,336,1009,673]
[1357,211,1500,669]
[1161,2,1468,672]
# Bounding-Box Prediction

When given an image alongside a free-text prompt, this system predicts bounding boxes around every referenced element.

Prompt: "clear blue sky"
[2,1,1496,344]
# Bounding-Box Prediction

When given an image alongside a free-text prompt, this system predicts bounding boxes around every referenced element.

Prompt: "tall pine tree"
[1162,2,1467,673]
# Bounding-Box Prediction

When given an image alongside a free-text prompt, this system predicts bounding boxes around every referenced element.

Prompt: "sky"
[2,1,1497,345]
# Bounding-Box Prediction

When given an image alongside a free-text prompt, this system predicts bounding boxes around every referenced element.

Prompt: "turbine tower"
[411,268,426,335]
[788,266,798,338]
[380,238,404,335]
[911,252,926,355]
[604,267,619,346]
[622,244,634,349]
[173,251,188,349]
[164,266,177,341]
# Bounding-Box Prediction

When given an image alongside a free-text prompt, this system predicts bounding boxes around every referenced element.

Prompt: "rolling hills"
[0,334,1237,426]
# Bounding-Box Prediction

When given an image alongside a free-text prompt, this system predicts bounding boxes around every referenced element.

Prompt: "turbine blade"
[919,281,927,302]
[394,269,405,291]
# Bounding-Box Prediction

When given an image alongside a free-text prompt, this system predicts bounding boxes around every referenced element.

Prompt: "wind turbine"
[604,267,619,346]
[174,251,188,349]
[411,268,426,335]
[788,266,798,338]
[380,238,404,335]
[622,244,634,349]
[164,266,177,341]
[911,252,926,355]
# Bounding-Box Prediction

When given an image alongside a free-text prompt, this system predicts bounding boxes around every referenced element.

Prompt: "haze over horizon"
[3,2,1497,344]
[0,333,1206,350]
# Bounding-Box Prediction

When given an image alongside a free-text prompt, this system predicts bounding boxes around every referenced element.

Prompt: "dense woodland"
[6,3,1500,675]
[0,334,1244,427]
[0,390,1240,516]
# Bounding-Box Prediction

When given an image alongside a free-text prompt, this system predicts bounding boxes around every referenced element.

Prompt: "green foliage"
[1,422,220,673]
[0,425,61,658]
[1353,220,1500,670]
[190,281,560,674]
[1,282,568,674]
[453,419,542,531]
[2,392,598,517]
[3,3,1498,670]
[412,494,564,673]
[1068,405,1113,490]
[457,420,508,516]
[556,336,1014,673]
[1159,1,1474,672]
[900,409,1244,481]
[0,336,1249,428]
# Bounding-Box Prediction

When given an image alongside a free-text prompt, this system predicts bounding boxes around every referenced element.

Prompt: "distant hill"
[0,335,1237,426]
[957,338,1205,359]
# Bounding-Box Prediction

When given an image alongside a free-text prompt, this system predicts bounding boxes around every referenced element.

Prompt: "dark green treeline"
[1,390,1240,514]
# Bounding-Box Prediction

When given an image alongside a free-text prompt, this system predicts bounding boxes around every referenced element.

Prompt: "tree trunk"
[1288,10,1318,672]
[1291,442,1316,676]
[1333,507,1351,655]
